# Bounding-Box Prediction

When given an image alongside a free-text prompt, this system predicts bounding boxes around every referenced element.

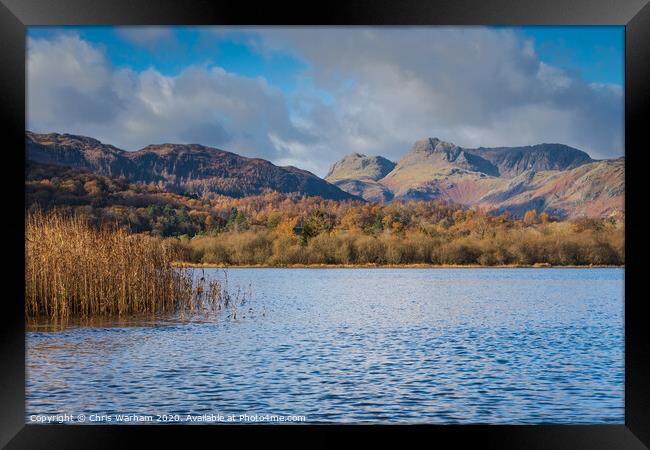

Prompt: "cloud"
[27,34,125,127]
[27,28,623,178]
[27,33,312,166]
[248,27,623,163]
[115,27,177,49]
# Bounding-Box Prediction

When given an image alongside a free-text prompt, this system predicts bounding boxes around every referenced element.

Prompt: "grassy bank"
[26,210,225,321]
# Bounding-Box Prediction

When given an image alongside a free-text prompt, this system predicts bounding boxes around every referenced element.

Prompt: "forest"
[26,163,625,266]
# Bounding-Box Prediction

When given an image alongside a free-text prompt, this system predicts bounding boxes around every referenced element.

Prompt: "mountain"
[379,138,501,202]
[325,153,396,182]
[390,138,500,177]
[26,132,357,201]
[27,131,624,219]
[324,153,396,202]
[465,143,593,178]
[326,178,395,203]
[478,157,624,219]
[327,137,624,218]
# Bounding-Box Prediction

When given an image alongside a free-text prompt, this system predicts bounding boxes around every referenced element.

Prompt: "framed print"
[1,0,649,448]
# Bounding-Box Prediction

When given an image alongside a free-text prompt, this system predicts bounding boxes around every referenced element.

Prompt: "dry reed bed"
[26,210,225,321]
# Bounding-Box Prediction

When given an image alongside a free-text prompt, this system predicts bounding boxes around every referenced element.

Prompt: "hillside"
[27,131,624,219]
[325,153,396,182]
[479,158,624,219]
[327,138,624,218]
[26,132,357,201]
[324,153,397,202]
[465,143,593,178]
[379,138,501,202]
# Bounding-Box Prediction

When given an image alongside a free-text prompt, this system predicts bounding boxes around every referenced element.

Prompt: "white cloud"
[27,34,124,127]
[245,27,623,163]
[27,33,312,166]
[27,28,624,177]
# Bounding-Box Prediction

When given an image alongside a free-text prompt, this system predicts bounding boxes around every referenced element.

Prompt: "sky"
[26,26,624,177]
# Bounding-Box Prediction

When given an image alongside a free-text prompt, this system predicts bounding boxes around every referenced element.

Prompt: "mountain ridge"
[326,137,623,218]
[325,153,396,182]
[26,132,357,201]
[26,131,624,218]
[465,143,594,178]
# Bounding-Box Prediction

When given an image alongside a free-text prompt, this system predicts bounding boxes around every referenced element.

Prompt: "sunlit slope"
[329,137,624,218]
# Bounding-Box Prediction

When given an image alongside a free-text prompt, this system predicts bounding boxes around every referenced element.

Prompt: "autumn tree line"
[27,163,624,266]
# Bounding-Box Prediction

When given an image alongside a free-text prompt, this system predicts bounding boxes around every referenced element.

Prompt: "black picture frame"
[1,0,648,448]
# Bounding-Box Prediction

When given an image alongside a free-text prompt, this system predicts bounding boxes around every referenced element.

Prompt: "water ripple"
[26,268,624,424]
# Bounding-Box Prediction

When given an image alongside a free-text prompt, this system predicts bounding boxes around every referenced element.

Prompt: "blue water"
[26,268,624,424]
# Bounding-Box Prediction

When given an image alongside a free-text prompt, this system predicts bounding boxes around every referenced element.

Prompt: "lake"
[26,268,624,424]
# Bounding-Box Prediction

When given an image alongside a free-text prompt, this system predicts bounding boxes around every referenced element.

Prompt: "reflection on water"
[26,268,624,424]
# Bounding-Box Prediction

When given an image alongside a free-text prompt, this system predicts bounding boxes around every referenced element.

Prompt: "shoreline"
[173,262,624,269]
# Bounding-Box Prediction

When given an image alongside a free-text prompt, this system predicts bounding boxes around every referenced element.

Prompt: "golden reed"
[26,209,223,321]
